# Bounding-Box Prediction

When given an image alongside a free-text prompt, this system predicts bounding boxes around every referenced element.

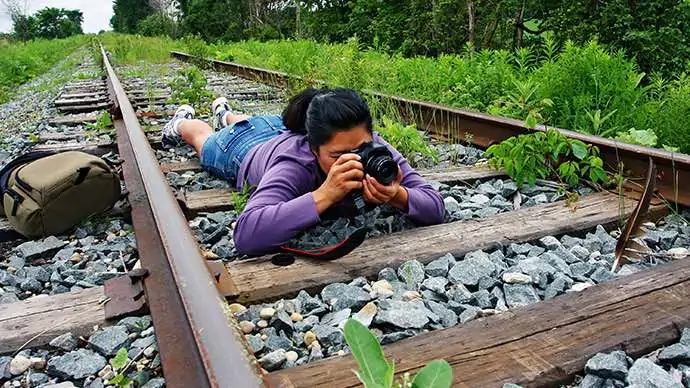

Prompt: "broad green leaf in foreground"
[344,319,393,388]
[411,360,453,388]
[111,347,129,370]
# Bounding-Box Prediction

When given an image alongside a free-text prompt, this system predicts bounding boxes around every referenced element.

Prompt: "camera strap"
[275,226,369,262]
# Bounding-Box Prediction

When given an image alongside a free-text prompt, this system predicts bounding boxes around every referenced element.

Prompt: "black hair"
[282,87,373,149]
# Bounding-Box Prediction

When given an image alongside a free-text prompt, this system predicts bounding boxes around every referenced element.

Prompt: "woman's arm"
[233,160,321,256]
[375,133,446,225]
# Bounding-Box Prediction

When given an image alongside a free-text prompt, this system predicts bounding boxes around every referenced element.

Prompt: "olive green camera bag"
[0,151,121,238]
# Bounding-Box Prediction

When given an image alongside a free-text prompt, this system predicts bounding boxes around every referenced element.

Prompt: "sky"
[0,0,114,33]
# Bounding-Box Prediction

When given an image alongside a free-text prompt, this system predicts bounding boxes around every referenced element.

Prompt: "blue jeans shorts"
[200,115,286,183]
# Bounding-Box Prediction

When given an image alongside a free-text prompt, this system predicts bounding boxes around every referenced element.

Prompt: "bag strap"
[0,150,56,193]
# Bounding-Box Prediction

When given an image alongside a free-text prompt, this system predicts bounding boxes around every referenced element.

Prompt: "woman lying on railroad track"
[161,87,445,255]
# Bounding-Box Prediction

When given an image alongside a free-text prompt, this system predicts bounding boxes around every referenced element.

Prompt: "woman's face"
[315,124,373,174]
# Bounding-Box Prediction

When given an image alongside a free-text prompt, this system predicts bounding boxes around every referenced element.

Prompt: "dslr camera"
[353,141,398,185]
[351,141,398,212]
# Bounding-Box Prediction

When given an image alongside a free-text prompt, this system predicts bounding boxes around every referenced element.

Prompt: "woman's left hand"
[362,169,404,205]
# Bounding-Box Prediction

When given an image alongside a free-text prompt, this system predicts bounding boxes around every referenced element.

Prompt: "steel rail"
[170,51,690,207]
[101,46,263,388]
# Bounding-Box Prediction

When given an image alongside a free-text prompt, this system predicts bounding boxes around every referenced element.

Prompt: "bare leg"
[225,112,251,126]
[178,111,255,154]
[178,119,214,154]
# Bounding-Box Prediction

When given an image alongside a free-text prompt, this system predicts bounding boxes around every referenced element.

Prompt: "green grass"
[0,36,87,103]
[99,32,182,64]
[208,38,690,154]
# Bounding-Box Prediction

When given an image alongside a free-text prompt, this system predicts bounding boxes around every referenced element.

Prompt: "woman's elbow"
[425,204,446,226]
[232,215,268,256]
[425,191,446,225]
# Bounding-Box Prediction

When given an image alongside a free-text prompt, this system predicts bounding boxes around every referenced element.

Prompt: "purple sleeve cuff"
[405,187,445,226]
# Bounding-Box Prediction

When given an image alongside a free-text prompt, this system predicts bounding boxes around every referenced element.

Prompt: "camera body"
[350,141,398,213]
[352,141,398,185]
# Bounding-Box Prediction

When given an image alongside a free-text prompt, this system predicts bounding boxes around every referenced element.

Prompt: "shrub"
[485,129,608,187]
[137,14,176,38]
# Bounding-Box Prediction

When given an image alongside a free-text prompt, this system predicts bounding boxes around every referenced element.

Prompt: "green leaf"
[108,373,132,387]
[570,140,588,160]
[411,360,453,388]
[616,128,658,147]
[525,114,537,129]
[111,347,129,371]
[344,319,392,388]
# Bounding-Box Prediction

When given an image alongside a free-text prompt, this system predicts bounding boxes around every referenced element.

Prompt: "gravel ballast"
[227,213,689,373]
[560,328,690,388]
[0,218,139,303]
[0,315,165,388]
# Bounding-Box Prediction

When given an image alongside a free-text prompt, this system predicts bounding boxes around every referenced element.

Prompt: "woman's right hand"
[312,154,364,213]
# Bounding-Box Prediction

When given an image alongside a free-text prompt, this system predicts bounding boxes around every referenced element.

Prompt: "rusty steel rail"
[170,51,690,207]
[102,46,264,388]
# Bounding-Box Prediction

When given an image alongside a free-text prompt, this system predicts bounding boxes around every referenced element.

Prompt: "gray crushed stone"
[1,315,164,388]
[228,211,689,373]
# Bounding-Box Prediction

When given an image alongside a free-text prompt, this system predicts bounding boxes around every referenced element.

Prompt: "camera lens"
[369,156,397,185]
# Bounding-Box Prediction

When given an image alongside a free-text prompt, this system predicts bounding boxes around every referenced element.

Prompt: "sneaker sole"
[212,97,229,130]
[177,104,196,117]
[212,97,229,113]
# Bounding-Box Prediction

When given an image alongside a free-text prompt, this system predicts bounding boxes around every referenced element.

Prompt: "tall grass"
[99,33,182,64]
[209,38,690,154]
[0,36,86,103]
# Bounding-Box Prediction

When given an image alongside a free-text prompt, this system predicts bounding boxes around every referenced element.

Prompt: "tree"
[111,0,155,33]
[1,0,31,41]
[138,13,176,37]
[32,7,83,39]
[538,0,690,76]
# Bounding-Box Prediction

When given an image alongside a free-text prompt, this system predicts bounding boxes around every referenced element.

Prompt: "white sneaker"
[162,105,195,147]
[212,97,232,131]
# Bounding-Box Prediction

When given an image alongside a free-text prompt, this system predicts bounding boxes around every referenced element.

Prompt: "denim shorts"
[200,115,286,183]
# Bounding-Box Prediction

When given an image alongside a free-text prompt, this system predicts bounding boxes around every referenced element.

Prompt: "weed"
[231,182,254,213]
[375,116,437,163]
[615,128,657,147]
[107,346,151,387]
[463,131,473,147]
[485,129,608,188]
[583,109,618,137]
[167,66,212,113]
[99,33,181,64]
[343,318,452,388]
[107,348,131,387]
[182,34,212,69]
[85,111,113,133]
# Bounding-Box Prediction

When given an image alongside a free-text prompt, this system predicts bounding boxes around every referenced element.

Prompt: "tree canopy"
[7,6,83,41]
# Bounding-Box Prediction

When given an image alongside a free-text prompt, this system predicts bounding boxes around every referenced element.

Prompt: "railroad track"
[0,45,688,388]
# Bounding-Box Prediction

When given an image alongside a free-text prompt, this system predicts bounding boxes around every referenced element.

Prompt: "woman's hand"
[312,154,364,213]
[362,168,408,209]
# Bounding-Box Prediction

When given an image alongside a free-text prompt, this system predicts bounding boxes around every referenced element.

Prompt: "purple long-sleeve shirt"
[233,132,445,255]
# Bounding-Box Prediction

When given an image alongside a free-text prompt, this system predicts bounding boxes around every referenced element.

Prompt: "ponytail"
[282,87,321,135]
[282,87,373,149]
